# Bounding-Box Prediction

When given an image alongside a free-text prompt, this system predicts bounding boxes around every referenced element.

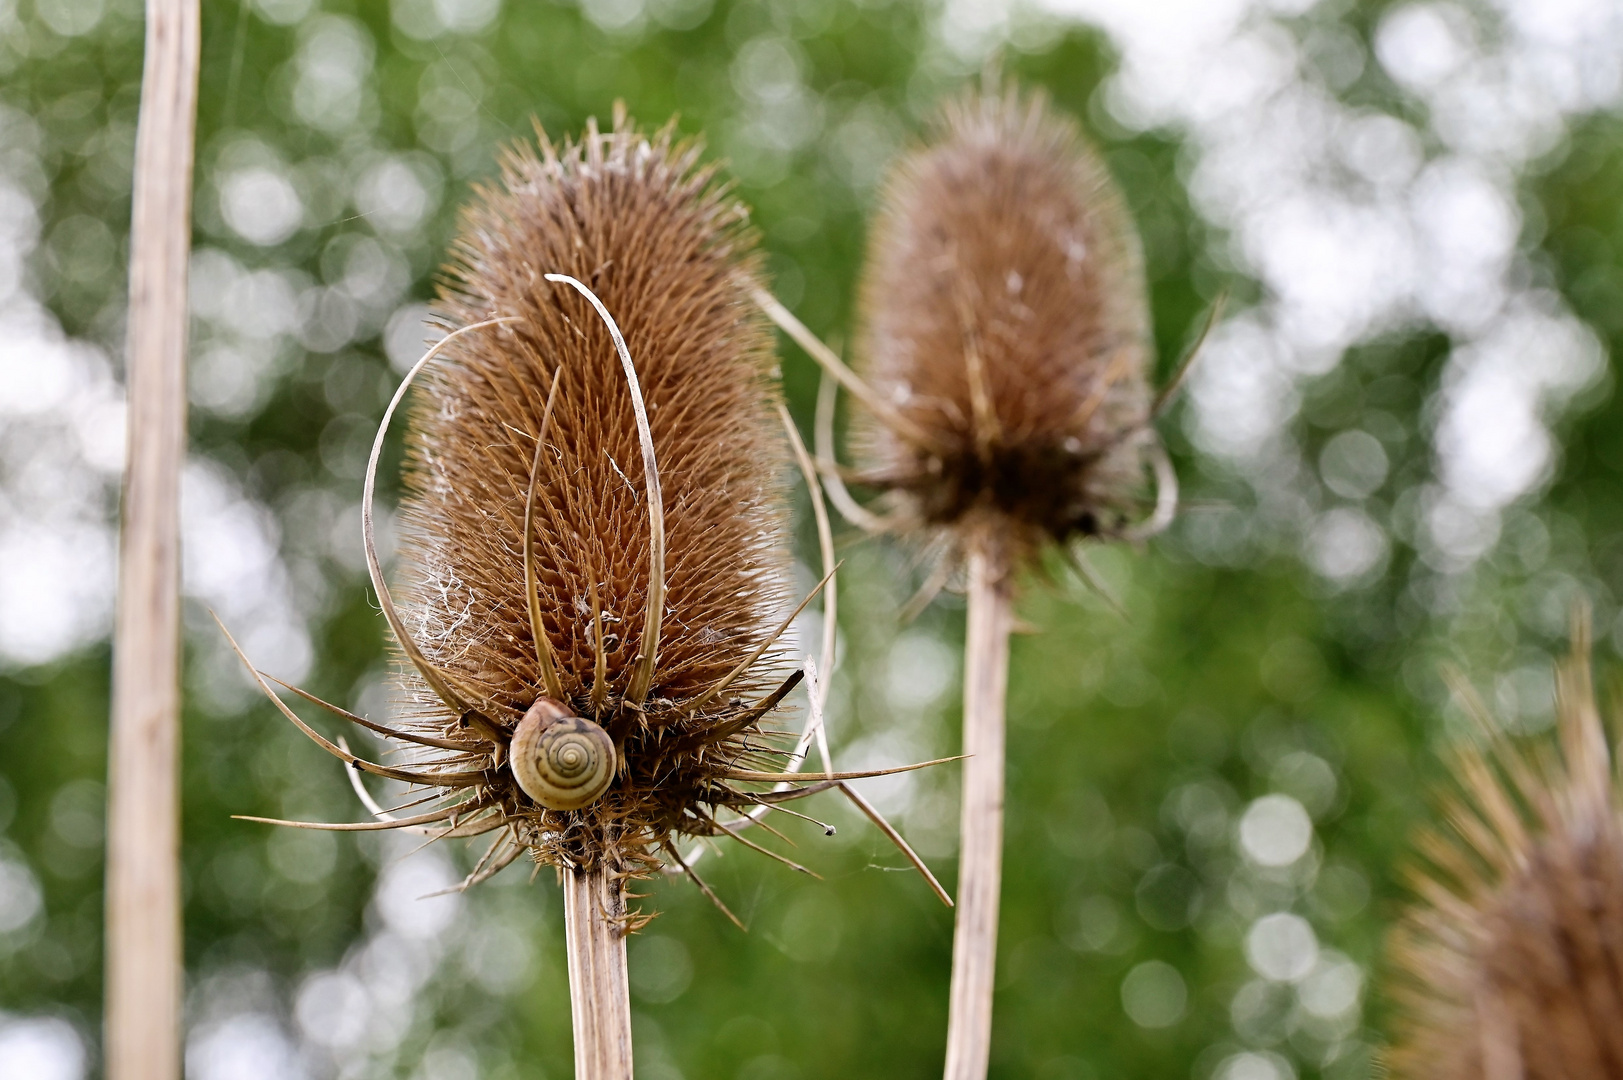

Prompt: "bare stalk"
[563,867,634,1080]
[942,539,1013,1080]
[105,2,200,1079]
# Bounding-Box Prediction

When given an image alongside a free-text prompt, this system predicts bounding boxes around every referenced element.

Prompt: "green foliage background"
[2,0,1622,1077]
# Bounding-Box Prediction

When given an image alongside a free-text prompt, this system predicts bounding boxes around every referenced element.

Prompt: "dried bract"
[1386,616,1623,1079]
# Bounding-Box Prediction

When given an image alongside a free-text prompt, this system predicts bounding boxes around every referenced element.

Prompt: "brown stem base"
[563,866,634,1080]
[942,544,1013,1080]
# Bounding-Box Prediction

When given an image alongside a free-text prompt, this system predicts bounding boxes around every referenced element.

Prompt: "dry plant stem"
[564,867,634,1080]
[105,4,199,1080]
[943,540,1013,1080]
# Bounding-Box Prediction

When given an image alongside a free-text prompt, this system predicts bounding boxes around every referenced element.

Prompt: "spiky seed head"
[854,85,1154,572]
[383,115,795,880]
[1385,616,1623,1079]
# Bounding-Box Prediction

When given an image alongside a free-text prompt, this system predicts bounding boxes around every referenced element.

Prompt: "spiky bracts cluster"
[1386,622,1623,1079]
[853,87,1153,571]
[383,117,796,880]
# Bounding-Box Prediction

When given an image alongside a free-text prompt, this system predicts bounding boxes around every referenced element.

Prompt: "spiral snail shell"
[510,698,617,811]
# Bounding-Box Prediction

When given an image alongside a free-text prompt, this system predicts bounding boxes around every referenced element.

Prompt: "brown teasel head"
[377,115,800,885]
[223,112,952,912]
[852,86,1156,573]
[1384,612,1623,1080]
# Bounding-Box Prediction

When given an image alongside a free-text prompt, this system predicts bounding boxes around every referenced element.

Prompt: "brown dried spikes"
[387,117,794,875]
[1385,613,1623,1079]
[855,87,1154,565]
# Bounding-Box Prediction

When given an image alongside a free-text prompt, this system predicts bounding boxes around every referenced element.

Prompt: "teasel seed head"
[378,112,809,879]
[1385,610,1623,1079]
[222,112,961,920]
[217,113,970,907]
[850,84,1163,576]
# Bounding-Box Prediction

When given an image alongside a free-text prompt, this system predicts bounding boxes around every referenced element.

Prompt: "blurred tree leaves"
[3,1,1623,1078]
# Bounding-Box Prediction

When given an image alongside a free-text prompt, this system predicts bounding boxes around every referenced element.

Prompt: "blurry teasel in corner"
[1386,611,1623,1080]
[215,110,943,1076]
[751,83,1201,1080]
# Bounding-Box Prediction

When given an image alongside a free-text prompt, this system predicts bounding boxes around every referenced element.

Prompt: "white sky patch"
[1238,794,1313,868]
[1305,507,1389,584]
[1245,911,1319,982]
[285,841,478,1076]
[187,1012,308,1080]
[0,1015,86,1080]
[1009,0,1623,580]
[183,460,314,692]
[220,165,305,247]
[0,184,123,667]
[0,139,314,680]
[1434,301,1605,510]
[290,15,377,135]
[0,848,43,933]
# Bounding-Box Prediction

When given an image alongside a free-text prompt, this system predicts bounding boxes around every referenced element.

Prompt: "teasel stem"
[105,3,199,1080]
[943,537,1013,1080]
[564,865,634,1080]
[814,369,891,534]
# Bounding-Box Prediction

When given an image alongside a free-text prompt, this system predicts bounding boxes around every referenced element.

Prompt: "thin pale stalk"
[942,540,1013,1080]
[805,662,952,907]
[1121,438,1179,542]
[1151,290,1225,418]
[814,369,893,534]
[776,405,837,692]
[105,3,199,1079]
[564,867,634,1080]
[685,564,837,714]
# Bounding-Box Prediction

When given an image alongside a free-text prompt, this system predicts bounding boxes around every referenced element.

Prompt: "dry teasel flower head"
[217,110,947,1078]
[1385,609,1623,1080]
[751,83,1203,1080]
[851,84,1173,570]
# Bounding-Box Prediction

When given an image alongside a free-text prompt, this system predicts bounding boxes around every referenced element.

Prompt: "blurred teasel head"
[844,84,1170,578]
[1385,611,1623,1079]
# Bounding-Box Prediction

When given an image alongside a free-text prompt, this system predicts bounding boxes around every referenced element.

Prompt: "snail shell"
[510,697,616,811]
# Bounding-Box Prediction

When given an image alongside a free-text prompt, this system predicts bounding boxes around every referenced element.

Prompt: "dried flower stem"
[942,539,1012,1080]
[105,3,199,1080]
[564,867,634,1080]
